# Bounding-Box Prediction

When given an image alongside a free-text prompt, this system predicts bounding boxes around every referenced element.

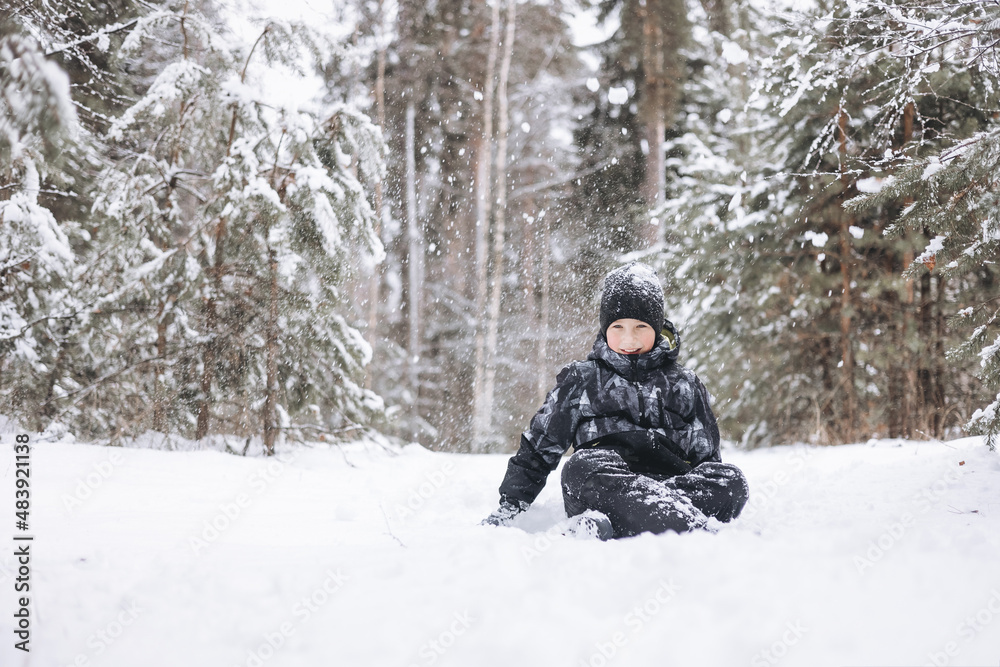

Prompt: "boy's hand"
[481,497,528,526]
[692,461,740,481]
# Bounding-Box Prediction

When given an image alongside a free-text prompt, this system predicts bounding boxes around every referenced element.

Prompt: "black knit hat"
[600,262,664,337]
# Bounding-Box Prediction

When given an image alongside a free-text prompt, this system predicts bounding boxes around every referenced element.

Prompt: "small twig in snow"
[379,503,406,548]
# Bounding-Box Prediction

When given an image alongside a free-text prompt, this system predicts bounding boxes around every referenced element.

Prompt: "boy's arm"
[690,377,722,464]
[496,365,584,507]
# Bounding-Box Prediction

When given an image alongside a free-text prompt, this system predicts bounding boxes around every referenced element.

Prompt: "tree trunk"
[197,26,267,440]
[479,0,516,452]
[537,211,551,406]
[918,268,946,437]
[700,0,732,36]
[521,193,550,407]
[837,108,857,439]
[153,294,176,432]
[365,1,387,391]
[523,201,538,385]
[471,0,502,450]
[640,0,667,226]
[405,101,422,417]
[902,249,916,438]
[40,327,70,430]
[886,287,904,438]
[901,101,917,438]
[195,283,219,440]
[933,273,946,435]
[263,248,279,456]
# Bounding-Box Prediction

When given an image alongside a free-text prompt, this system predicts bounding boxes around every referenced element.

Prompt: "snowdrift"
[1,427,998,667]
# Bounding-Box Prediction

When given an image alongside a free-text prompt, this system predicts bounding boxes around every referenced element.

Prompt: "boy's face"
[606,318,656,355]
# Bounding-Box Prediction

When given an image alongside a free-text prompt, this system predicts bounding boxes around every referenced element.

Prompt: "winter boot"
[563,510,614,540]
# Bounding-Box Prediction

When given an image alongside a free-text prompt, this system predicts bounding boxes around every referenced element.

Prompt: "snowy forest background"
[3,0,1000,454]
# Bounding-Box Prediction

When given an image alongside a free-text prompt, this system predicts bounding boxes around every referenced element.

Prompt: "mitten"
[481,496,529,527]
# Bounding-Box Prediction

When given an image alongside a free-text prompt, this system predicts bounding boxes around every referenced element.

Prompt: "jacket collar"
[587,320,681,376]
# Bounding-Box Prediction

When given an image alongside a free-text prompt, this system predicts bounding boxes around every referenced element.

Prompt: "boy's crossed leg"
[561,448,749,538]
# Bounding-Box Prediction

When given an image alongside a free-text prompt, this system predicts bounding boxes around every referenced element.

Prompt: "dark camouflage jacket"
[498,324,721,505]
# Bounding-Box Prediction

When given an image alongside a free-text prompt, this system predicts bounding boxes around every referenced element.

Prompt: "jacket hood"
[589,320,681,376]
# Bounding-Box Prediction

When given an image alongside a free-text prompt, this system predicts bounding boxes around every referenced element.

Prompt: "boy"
[482,262,749,539]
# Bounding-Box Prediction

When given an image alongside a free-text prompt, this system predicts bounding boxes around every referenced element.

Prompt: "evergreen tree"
[654,0,795,445]
[658,0,996,446]
[0,29,81,424]
[4,2,387,447]
[837,0,1000,447]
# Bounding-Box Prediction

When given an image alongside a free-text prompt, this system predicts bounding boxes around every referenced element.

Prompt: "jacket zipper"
[630,357,646,426]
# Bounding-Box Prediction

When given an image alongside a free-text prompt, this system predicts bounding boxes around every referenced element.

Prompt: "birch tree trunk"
[366,0,387,391]
[537,212,551,406]
[471,0,502,450]
[405,101,422,415]
[522,197,550,407]
[479,0,517,451]
[523,203,538,389]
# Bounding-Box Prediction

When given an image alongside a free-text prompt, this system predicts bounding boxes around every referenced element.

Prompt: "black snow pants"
[561,448,749,538]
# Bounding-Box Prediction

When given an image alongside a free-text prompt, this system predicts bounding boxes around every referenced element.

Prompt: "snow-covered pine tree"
[655,0,989,445]
[8,1,386,447]
[744,3,912,444]
[836,0,1000,448]
[0,28,83,427]
[739,3,892,445]
[653,0,782,444]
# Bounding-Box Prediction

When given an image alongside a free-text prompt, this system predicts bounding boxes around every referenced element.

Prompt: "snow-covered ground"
[1,426,999,667]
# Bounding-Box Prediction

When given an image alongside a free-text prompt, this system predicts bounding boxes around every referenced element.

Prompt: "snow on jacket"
[498,323,721,505]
